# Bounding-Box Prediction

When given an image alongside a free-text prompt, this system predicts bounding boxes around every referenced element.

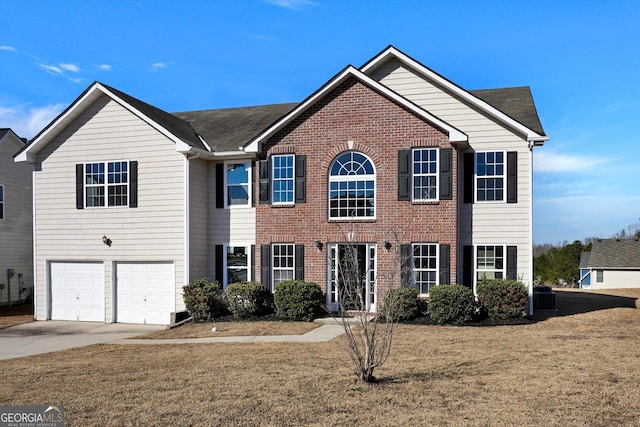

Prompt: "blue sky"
[1,0,639,245]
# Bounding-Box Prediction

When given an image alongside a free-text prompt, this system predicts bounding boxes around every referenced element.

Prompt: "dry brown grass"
[0,303,34,329]
[1,289,638,426]
[137,319,319,339]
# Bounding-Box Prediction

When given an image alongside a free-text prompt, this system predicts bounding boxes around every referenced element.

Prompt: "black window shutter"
[216,163,224,209]
[464,152,474,204]
[75,164,84,209]
[439,244,451,285]
[397,150,411,201]
[295,244,304,281]
[259,159,271,204]
[251,245,256,282]
[507,151,518,203]
[400,244,412,288]
[462,245,473,288]
[251,161,256,207]
[261,245,271,290]
[215,244,224,286]
[439,148,453,200]
[129,161,138,208]
[295,155,306,203]
[506,246,517,280]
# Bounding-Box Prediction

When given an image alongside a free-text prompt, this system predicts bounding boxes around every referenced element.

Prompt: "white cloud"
[264,0,315,9]
[97,64,112,71]
[151,62,168,71]
[0,45,18,52]
[60,63,81,73]
[0,103,66,139]
[534,150,609,173]
[37,62,63,74]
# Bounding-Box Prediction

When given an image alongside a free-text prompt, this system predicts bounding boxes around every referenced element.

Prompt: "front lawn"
[0,289,638,426]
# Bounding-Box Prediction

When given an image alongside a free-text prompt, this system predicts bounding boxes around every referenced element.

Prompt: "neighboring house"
[0,128,33,305]
[15,46,547,324]
[580,239,640,289]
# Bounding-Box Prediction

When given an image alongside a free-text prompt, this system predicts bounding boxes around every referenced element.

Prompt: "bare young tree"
[333,228,407,383]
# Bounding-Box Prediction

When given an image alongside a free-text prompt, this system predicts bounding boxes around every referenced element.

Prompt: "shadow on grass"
[534,290,638,321]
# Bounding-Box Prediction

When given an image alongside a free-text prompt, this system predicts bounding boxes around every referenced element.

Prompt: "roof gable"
[244,65,468,153]
[361,45,547,143]
[1,128,26,153]
[589,239,640,269]
[15,82,207,163]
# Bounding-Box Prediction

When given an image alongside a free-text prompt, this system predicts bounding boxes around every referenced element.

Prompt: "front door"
[327,243,376,312]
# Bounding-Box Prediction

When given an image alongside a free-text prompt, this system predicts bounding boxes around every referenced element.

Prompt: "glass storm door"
[328,243,376,313]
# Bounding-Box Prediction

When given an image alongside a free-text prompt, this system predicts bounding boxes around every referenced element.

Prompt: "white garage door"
[50,262,104,322]
[116,262,175,325]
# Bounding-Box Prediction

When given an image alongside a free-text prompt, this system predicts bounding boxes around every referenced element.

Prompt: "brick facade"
[255,77,458,305]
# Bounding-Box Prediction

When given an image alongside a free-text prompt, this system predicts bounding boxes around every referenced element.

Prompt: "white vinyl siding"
[369,59,532,284]
[32,95,186,321]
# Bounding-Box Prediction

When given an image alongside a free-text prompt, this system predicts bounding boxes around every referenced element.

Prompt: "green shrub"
[224,281,274,318]
[380,287,420,321]
[273,280,324,321]
[428,284,476,325]
[182,278,227,322]
[477,278,528,320]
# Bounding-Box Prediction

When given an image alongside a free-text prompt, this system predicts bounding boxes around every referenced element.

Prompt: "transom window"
[272,243,295,289]
[226,162,251,207]
[329,152,375,219]
[476,245,504,281]
[413,148,438,201]
[272,154,294,204]
[226,245,249,285]
[413,243,438,294]
[85,161,128,207]
[476,152,504,202]
[0,185,4,219]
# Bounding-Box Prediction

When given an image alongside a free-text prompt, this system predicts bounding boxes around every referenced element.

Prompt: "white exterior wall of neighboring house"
[368,58,534,286]
[590,269,640,289]
[30,95,187,322]
[0,130,33,305]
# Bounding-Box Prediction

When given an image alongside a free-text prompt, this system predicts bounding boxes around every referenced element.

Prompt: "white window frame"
[272,243,295,291]
[412,243,439,295]
[84,161,129,208]
[475,244,506,285]
[0,184,4,219]
[224,160,252,208]
[475,151,506,203]
[328,151,376,220]
[412,148,439,201]
[272,154,295,205]
[224,244,251,287]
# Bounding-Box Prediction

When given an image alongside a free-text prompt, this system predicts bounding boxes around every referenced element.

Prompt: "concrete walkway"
[0,317,349,360]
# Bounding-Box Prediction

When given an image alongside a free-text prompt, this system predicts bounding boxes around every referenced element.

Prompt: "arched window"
[328,151,376,219]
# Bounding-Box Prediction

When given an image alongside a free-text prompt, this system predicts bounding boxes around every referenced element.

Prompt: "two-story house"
[15,46,546,324]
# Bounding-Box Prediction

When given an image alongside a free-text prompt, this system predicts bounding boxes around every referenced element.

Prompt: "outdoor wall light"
[384,240,392,251]
[315,240,324,251]
[102,235,112,247]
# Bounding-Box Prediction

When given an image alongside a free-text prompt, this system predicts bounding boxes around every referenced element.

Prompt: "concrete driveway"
[0,321,164,360]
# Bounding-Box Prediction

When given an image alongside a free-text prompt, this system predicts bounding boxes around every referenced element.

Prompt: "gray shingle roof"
[588,239,640,269]
[173,104,297,152]
[579,251,591,269]
[470,87,546,136]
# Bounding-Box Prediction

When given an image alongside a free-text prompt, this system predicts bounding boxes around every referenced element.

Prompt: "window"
[226,161,251,207]
[476,152,504,202]
[413,243,438,294]
[596,270,604,283]
[85,161,128,207]
[226,245,249,284]
[272,244,295,288]
[272,155,294,204]
[413,149,438,201]
[0,185,4,219]
[476,245,504,281]
[329,152,375,219]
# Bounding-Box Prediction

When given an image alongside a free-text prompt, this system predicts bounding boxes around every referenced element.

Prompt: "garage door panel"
[116,262,175,325]
[50,262,104,322]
